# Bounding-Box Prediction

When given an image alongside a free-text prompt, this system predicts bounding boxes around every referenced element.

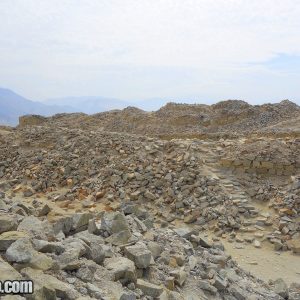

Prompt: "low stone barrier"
[220,158,298,175]
[19,115,47,127]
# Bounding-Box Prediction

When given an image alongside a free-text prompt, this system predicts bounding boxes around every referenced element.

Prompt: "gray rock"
[74,230,104,245]
[6,238,34,263]
[88,218,102,235]
[57,238,87,270]
[106,229,132,246]
[125,242,153,268]
[52,215,73,234]
[101,212,130,234]
[86,242,105,264]
[133,216,148,233]
[147,241,162,259]
[23,188,34,197]
[174,227,193,239]
[0,231,29,251]
[0,199,8,210]
[74,231,105,263]
[213,274,228,291]
[21,267,79,299]
[18,216,54,240]
[229,284,248,300]
[136,279,163,297]
[170,268,187,287]
[6,237,53,270]
[198,280,217,294]
[72,213,93,233]
[86,282,103,298]
[76,262,97,282]
[0,256,22,281]
[120,291,136,300]
[104,257,137,284]
[0,214,18,234]
[198,236,212,248]
[273,278,288,299]
[32,239,65,255]
[36,203,51,217]
[188,255,198,270]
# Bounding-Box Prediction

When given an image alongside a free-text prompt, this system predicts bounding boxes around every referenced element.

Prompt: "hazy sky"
[0,0,300,104]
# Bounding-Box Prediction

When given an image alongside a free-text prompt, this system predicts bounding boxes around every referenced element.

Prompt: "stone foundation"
[220,158,298,175]
[19,115,47,127]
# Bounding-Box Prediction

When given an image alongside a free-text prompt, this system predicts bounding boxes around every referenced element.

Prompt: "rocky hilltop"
[0,100,299,299]
[24,99,300,139]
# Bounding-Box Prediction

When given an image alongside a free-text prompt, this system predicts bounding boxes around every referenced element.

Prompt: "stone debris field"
[0,100,299,299]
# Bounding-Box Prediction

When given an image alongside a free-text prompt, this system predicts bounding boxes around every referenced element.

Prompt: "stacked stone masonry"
[220,159,299,175]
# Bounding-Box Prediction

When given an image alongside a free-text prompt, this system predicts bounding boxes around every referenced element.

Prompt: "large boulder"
[21,267,78,299]
[273,278,289,299]
[74,231,105,264]
[89,212,132,246]
[104,257,137,284]
[17,216,54,240]
[6,238,54,271]
[72,213,93,233]
[136,279,163,297]
[6,238,34,263]
[124,242,153,268]
[51,215,73,235]
[32,239,65,255]
[147,241,162,259]
[56,238,87,270]
[0,231,29,251]
[105,229,132,246]
[100,212,130,235]
[0,256,22,281]
[0,214,18,234]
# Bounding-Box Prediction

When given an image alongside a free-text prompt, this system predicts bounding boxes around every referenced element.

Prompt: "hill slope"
[37,99,300,138]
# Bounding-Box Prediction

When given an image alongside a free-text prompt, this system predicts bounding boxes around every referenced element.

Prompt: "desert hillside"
[23,99,300,139]
[0,100,299,299]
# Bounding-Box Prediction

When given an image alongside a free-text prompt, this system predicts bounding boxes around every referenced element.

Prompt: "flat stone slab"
[136,279,163,297]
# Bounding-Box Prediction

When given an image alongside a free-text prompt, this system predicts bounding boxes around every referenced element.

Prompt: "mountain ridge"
[0,87,74,125]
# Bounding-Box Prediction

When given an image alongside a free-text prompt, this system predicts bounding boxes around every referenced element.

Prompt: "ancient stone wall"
[19,115,47,127]
[220,158,299,175]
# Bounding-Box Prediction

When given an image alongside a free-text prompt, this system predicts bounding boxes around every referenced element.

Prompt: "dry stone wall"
[220,158,298,175]
[220,138,300,176]
[19,115,47,127]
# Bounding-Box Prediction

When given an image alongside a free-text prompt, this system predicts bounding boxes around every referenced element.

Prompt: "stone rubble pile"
[0,106,299,300]
[220,139,300,176]
[1,193,298,300]
[18,100,300,138]
[0,126,252,233]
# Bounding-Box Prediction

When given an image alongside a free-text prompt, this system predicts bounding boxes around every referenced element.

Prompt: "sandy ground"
[221,238,300,285]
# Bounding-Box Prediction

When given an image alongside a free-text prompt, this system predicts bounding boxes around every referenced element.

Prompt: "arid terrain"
[0,100,299,299]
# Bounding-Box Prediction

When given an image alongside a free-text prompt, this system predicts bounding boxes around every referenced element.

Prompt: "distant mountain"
[0,88,169,126]
[45,97,133,114]
[0,88,74,126]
